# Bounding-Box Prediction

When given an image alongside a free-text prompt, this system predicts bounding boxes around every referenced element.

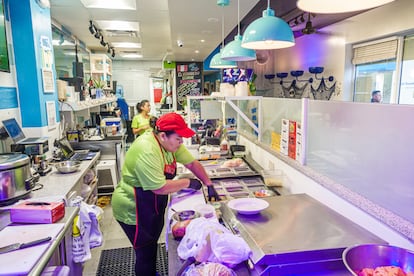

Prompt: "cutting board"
[0,223,64,275]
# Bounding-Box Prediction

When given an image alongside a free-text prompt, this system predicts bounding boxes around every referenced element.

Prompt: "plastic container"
[261,169,285,187]
[194,204,216,220]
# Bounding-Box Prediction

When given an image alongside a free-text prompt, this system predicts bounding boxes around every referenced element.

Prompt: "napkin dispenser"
[10,201,65,224]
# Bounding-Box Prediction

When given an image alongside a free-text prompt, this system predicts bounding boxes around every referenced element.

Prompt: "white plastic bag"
[177,217,228,262]
[210,231,251,267]
[177,217,251,266]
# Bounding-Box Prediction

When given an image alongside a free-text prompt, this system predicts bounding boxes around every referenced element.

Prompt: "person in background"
[111,112,219,275]
[160,91,173,109]
[203,87,210,96]
[131,100,152,136]
[371,90,382,103]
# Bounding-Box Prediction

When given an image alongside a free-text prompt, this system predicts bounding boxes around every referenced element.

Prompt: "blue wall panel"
[0,87,18,108]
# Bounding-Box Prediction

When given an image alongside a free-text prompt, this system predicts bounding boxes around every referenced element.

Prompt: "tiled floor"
[82,202,167,275]
[82,204,131,276]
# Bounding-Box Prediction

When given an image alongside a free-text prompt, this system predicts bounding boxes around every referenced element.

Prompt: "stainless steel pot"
[0,153,34,205]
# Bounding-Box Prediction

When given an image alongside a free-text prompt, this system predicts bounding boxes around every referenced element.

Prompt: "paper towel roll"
[235,81,248,97]
[220,83,235,96]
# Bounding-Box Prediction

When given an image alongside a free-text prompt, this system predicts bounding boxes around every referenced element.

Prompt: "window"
[352,39,398,103]
[399,35,414,105]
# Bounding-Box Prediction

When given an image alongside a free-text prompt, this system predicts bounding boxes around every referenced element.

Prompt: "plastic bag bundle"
[177,217,251,267]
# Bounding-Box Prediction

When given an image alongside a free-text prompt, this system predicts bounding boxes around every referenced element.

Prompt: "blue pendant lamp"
[210,1,237,69]
[241,0,295,50]
[297,0,395,14]
[221,0,256,61]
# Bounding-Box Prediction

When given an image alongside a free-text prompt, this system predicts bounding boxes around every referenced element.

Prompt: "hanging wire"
[221,5,225,49]
[237,0,240,35]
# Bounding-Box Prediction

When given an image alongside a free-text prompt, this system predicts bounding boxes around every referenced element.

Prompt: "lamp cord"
[237,0,240,35]
[221,6,224,49]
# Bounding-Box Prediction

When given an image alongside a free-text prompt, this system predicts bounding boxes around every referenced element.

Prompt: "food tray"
[203,176,275,202]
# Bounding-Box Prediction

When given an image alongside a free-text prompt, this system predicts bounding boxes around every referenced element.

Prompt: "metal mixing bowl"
[55,160,81,174]
[342,244,414,275]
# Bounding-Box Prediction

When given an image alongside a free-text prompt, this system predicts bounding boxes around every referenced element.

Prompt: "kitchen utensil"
[227,198,269,215]
[0,153,34,205]
[0,236,52,254]
[55,160,81,174]
[342,244,414,275]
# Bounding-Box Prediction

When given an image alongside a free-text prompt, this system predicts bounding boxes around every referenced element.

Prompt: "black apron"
[133,135,176,248]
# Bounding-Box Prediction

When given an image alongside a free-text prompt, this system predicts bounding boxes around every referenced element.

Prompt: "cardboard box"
[288,120,297,160]
[10,201,65,224]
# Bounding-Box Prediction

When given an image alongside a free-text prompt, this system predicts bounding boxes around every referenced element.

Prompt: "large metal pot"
[0,153,34,205]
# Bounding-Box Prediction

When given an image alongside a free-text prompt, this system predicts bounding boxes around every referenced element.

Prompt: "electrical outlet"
[268,160,275,170]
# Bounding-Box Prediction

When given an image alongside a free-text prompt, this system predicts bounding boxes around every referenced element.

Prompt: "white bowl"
[227,198,269,215]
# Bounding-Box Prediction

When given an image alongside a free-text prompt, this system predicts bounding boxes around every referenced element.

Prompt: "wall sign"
[46,101,56,130]
[42,68,55,93]
[175,62,202,110]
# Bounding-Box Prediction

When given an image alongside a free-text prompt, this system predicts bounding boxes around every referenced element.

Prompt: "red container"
[10,201,65,224]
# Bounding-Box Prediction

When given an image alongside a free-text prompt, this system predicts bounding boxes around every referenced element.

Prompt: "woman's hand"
[207,186,220,201]
[188,179,202,190]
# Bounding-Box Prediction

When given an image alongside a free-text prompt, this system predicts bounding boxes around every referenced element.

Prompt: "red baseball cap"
[156,113,195,138]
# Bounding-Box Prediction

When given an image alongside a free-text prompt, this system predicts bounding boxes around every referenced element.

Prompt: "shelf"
[90,54,112,89]
[60,97,117,112]
[83,178,98,203]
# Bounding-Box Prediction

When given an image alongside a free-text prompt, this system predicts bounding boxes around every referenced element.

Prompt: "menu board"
[175,62,202,110]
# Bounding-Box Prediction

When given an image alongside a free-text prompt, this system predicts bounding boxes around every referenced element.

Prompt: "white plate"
[227,198,269,215]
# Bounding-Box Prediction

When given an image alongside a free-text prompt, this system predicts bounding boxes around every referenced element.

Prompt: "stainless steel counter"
[29,207,79,276]
[220,194,386,275]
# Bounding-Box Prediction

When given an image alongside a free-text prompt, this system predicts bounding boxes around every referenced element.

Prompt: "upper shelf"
[59,97,117,112]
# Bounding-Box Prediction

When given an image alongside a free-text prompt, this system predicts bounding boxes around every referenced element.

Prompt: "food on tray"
[233,167,249,172]
[221,158,244,168]
[358,266,413,276]
[216,167,232,172]
[220,180,241,187]
[263,177,283,187]
[183,262,236,276]
[254,189,275,198]
[226,187,245,193]
[228,192,249,198]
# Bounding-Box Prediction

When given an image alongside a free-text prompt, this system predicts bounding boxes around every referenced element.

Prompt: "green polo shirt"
[112,132,195,225]
[131,113,152,136]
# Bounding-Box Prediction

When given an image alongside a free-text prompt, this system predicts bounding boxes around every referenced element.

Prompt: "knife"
[0,236,52,254]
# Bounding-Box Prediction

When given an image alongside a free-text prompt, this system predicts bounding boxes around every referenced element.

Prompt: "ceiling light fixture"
[297,0,395,13]
[111,42,142,48]
[100,36,107,46]
[241,0,295,50]
[221,0,256,61]
[209,1,237,69]
[120,52,143,58]
[94,30,101,39]
[80,0,136,10]
[89,20,97,34]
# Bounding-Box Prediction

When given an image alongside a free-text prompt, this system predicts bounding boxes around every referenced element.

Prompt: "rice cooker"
[0,153,35,205]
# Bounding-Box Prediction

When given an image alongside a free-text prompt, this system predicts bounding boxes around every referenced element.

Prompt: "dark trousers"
[117,220,159,276]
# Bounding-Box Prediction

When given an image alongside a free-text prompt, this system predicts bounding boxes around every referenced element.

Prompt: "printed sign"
[175,62,202,110]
